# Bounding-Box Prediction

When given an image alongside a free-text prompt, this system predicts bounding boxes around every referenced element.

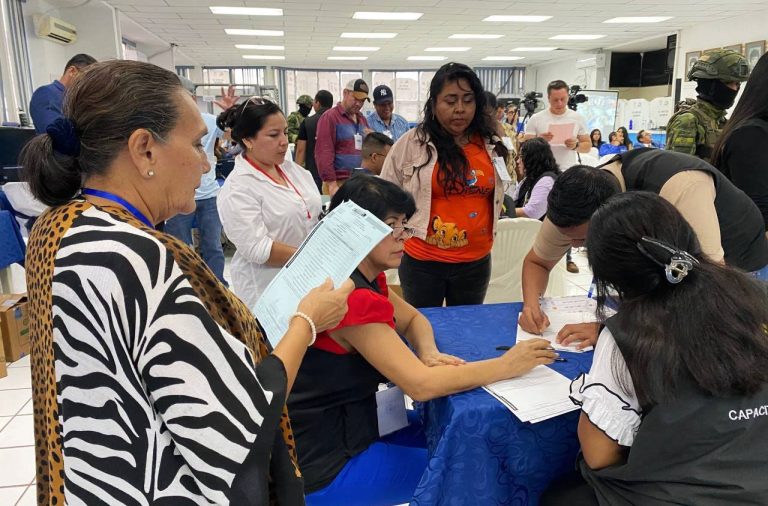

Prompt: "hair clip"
[636,236,699,285]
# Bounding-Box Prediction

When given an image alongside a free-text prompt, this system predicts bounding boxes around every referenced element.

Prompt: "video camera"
[522,91,542,115]
[568,85,588,111]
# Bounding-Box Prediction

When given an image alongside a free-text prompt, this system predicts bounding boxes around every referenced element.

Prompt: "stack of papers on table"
[484,366,579,423]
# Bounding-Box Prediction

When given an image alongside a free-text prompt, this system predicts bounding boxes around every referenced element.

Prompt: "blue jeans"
[164,196,227,285]
[305,412,428,506]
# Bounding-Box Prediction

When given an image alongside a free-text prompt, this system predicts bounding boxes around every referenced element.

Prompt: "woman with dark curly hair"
[513,137,562,219]
[381,62,509,308]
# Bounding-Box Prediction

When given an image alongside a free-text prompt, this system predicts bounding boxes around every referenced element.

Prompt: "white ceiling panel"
[112,0,767,68]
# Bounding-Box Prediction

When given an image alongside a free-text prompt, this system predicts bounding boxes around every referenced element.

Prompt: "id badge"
[354,133,363,150]
[493,156,512,183]
[376,384,408,437]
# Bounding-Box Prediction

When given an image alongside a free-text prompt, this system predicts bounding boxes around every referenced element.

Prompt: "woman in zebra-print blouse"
[21,60,353,506]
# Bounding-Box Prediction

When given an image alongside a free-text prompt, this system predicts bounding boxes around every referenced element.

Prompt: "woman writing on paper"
[541,192,768,505]
[289,175,557,506]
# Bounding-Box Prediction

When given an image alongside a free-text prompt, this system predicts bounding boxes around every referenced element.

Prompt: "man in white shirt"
[524,80,591,170]
[524,80,591,273]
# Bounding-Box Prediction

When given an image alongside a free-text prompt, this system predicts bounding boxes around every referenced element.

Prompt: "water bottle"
[18,109,30,128]
[628,119,633,130]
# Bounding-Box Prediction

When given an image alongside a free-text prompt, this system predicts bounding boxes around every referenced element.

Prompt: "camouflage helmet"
[296,94,313,106]
[687,49,749,83]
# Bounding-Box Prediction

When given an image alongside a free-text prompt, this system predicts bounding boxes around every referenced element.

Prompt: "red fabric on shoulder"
[312,276,395,355]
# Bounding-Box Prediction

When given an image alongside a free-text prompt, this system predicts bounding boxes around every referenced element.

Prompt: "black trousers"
[398,253,491,308]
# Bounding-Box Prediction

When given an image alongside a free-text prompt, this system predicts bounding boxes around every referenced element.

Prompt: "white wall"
[524,52,612,97]
[22,0,121,91]
[675,9,768,82]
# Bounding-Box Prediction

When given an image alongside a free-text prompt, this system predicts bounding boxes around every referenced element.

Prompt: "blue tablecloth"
[0,210,25,269]
[413,302,594,506]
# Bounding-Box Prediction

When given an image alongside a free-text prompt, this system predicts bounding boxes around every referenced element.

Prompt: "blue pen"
[587,276,596,299]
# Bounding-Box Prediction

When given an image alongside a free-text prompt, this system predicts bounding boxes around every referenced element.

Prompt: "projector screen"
[574,90,619,139]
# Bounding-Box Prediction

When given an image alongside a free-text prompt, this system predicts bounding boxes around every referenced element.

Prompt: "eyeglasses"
[390,225,415,239]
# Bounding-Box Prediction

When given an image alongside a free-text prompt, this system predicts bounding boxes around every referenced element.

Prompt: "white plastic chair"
[485,218,569,304]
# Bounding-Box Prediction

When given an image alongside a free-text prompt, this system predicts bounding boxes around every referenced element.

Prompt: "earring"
[148,171,155,177]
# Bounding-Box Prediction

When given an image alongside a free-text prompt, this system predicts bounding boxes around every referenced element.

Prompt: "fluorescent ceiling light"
[578,57,596,62]
[425,47,471,52]
[482,56,525,61]
[550,34,605,40]
[210,6,282,16]
[327,56,368,60]
[483,15,552,22]
[407,56,447,61]
[512,47,557,51]
[235,44,284,50]
[449,34,503,39]
[340,32,398,39]
[603,16,672,23]
[332,46,380,52]
[242,55,285,60]
[225,29,284,37]
[353,12,423,21]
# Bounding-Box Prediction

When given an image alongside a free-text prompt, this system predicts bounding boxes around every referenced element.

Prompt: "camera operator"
[523,80,591,171]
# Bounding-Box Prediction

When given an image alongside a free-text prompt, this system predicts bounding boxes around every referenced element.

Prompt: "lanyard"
[245,157,312,220]
[81,188,154,229]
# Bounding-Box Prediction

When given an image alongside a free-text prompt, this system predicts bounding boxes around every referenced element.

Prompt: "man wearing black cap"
[367,85,411,142]
[315,78,371,196]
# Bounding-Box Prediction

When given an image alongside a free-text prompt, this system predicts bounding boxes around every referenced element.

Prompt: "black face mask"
[697,79,738,110]
[298,104,312,117]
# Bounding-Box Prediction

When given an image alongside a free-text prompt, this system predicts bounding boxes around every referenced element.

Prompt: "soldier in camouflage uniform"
[665,49,749,161]
[286,94,313,144]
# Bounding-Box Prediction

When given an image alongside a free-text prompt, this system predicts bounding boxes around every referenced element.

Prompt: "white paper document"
[376,385,409,437]
[254,201,391,347]
[484,366,579,423]
[516,311,597,353]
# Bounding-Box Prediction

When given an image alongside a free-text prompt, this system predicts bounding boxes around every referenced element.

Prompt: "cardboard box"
[0,294,30,363]
[0,333,6,378]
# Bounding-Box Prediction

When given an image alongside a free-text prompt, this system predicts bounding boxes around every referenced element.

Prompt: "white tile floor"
[0,251,593,505]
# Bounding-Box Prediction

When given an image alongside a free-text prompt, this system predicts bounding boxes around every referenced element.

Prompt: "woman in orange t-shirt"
[382,63,510,307]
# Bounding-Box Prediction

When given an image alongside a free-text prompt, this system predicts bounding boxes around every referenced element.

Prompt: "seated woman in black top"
[542,192,768,506]
[712,52,768,232]
[289,175,556,506]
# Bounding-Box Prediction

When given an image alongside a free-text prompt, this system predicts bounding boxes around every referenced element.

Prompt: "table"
[413,302,593,506]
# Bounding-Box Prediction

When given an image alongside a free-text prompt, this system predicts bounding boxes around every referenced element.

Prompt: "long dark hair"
[217,97,283,149]
[616,126,632,149]
[587,192,768,408]
[712,52,768,168]
[515,137,560,209]
[590,128,603,148]
[21,60,182,206]
[415,62,508,194]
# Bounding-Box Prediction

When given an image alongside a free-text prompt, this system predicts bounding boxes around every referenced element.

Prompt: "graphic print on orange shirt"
[405,138,496,263]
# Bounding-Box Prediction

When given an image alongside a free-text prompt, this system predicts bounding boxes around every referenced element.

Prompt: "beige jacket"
[381,128,506,241]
